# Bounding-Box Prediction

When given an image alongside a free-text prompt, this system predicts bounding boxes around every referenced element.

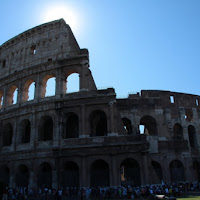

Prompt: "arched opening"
[188,125,197,148]
[16,165,29,187]
[120,158,141,187]
[41,75,56,98]
[7,85,18,105]
[185,109,193,122]
[38,162,52,188]
[122,118,132,134]
[64,113,79,138]
[2,123,13,146]
[140,115,158,135]
[90,160,110,187]
[173,123,183,139]
[39,116,53,141]
[0,166,9,187]
[170,160,185,182]
[62,161,79,187]
[193,161,200,182]
[151,161,163,184]
[90,110,107,136]
[0,91,4,109]
[66,73,79,93]
[20,119,31,144]
[22,80,35,102]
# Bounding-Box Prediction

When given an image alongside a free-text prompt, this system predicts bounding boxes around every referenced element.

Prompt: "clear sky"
[0,0,200,98]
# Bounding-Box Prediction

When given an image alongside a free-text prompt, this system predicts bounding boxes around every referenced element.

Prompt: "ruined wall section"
[0,19,80,79]
[117,90,200,155]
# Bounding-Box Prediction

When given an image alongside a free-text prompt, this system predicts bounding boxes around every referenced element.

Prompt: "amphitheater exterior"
[0,19,199,189]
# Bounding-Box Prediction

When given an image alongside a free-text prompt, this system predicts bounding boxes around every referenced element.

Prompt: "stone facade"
[0,19,199,189]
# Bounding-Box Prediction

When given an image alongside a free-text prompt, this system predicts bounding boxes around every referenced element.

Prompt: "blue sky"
[0,0,200,97]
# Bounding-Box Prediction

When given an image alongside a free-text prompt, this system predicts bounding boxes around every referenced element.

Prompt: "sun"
[42,4,79,31]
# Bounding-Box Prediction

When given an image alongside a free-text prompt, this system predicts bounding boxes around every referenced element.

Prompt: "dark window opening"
[65,113,79,138]
[20,120,31,143]
[185,109,193,122]
[140,115,158,135]
[38,162,52,188]
[0,166,9,187]
[31,45,36,55]
[188,125,197,148]
[90,160,110,187]
[193,161,200,182]
[122,118,132,134]
[16,165,29,187]
[2,123,13,146]
[170,160,185,182]
[90,110,107,137]
[39,116,53,141]
[2,60,6,68]
[62,161,79,187]
[173,123,183,139]
[151,161,163,184]
[120,158,141,187]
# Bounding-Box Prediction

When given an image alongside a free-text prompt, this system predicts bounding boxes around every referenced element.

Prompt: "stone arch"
[188,125,197,148]
[38,162,52,188]
[0,165,9,187]
[38,115,53,141]
[22,80,35,101]
[64,113,79,138]
[151,161,163,183]
[2,123,13,146]
[20,119,31,144]
[120,158,141,187]
[169,160,185,182]
[62,161,79,187]
[90,110,107,136]
[15,164,29,187]
[66,72,80,93]
[173,123,183,139]
[193,160,200,182]
[140,115,158,135]
[7,85,18,105]
[122,118,132,134]
[90,159,110,187]
[41,74,56,98]
[0,90,4,109]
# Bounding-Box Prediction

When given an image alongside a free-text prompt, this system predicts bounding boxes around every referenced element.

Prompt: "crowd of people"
[1,181,200,200]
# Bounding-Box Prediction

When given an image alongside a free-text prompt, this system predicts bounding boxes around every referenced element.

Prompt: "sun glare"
[43,5,79,32]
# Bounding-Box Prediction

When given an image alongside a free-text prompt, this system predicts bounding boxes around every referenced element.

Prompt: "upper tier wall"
[140,90,200,108]
[0,19,80,79]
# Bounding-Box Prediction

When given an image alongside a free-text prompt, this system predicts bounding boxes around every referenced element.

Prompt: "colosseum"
[0,18,199,189]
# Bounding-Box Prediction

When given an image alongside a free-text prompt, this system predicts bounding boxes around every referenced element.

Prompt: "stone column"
[141,153,149,185]
[52,170,58,189]
[80,156,88,187]
[9,163,16,188]
[108,101,118,136]
[53,114,60,147]
[13,117,18,151]
[80,105,89,138]
[2,86,8,108]
[56,69,66,97]
[30,111,36,148]
[17,80,22,104]
[28,171,36,189]
[34,73,40,101]
[80,61,89,91]
[111,155,120,186]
